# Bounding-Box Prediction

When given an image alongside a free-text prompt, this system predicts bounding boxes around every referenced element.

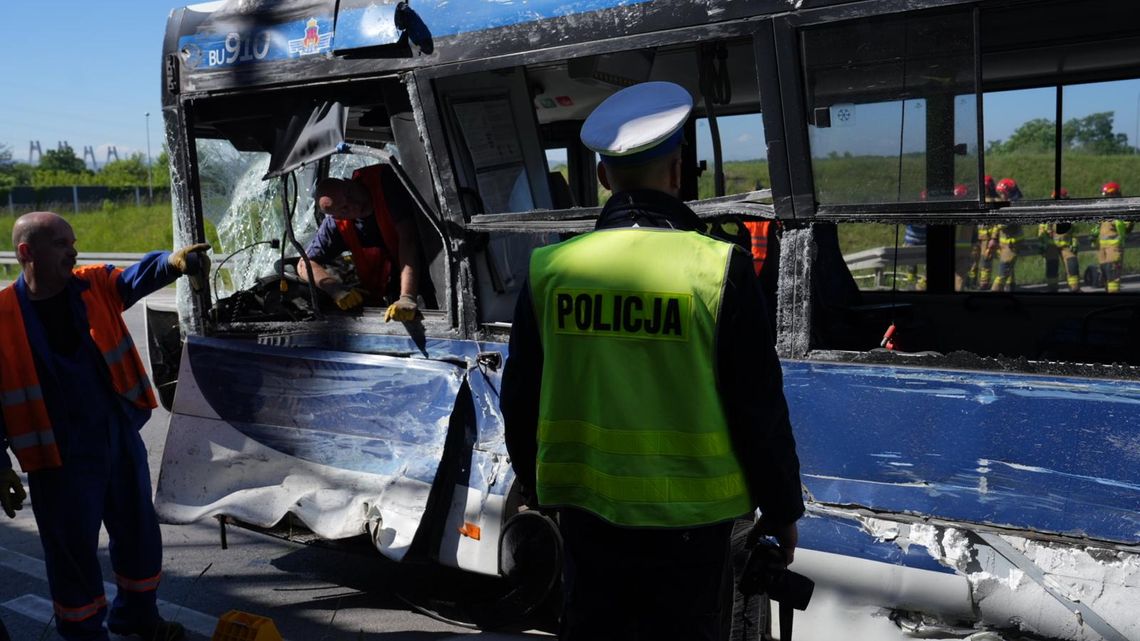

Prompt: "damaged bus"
[152,0,1140,638]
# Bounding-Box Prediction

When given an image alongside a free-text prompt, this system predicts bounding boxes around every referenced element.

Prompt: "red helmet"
[1051,188,1069,199]
[984,175,996,198]
[919,189,928,201]
[996,178,1018,196]
[953,183,969,198]
[1102,181,1122,197]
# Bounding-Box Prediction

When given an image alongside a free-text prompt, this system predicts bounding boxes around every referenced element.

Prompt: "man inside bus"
[1,211,209,641]
[500,81,803,641]
[297,164,423,321]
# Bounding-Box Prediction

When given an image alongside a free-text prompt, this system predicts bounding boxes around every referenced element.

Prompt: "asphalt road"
[0,288,551,641]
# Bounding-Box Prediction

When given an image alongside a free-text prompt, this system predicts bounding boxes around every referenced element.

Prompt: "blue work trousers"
[28,415,162,641]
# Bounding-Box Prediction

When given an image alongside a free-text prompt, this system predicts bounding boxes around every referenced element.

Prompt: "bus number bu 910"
[207,31,271,67]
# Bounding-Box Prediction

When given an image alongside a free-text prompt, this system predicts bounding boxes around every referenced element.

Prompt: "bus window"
[695,113,767,198]
[839,223,929,292]
[979,79,1140,294]
[544,147,575,209]
[984,87,1057,200]
[802,9,978,206]
[1062,79,1140,199]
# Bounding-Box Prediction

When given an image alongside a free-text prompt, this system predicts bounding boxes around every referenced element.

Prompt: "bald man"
[0,212,208,641]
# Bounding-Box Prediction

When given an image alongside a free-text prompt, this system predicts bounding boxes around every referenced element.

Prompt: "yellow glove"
[334,287,366,311]
[168,243,212,274]
[169,243,212,293]
[384,295,421,323]
[1,468,27,519]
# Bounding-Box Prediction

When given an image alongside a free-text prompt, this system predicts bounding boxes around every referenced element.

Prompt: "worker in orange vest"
[297,164,423,321]
[1,211,208,641]
[743,219,780,333]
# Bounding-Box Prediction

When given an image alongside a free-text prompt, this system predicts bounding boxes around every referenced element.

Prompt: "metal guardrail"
[845,231,1140,287]
[0,251,146,267]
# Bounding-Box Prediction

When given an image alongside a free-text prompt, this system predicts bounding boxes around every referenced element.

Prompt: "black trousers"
[558,508,734,641]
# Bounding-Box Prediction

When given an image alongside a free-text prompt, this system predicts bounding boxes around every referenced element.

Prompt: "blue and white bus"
[151,1,1140,638]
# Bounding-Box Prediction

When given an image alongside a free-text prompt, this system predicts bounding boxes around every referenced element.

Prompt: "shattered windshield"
[197,139,386,299]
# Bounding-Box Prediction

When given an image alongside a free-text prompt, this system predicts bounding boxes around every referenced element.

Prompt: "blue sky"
[0,1,186,166]
[3,2,1139,169]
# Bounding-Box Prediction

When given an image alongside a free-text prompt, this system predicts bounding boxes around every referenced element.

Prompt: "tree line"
[986,111,1136,156]
[0,142,172,190]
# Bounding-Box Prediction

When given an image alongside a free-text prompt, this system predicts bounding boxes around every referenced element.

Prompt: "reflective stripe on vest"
[529,227,751,528]
[335,165,402,296]
[76,265,157,411]
[1099,220,1129,246]
[0,285,62,471]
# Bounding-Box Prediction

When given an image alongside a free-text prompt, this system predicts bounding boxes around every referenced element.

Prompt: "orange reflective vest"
[335,165,402,296]
[0,266,156,472]
[743,220,772,277]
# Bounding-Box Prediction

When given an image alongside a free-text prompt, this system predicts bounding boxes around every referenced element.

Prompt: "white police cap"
[580,81,693,165]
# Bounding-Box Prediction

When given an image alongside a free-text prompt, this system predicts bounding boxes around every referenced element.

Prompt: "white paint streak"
[857,516,1140,641]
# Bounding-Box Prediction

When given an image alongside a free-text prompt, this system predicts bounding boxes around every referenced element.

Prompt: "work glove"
[334,287,367,311]
[169,243,212,292]
[1,468,27,519]
[384,295,421,323]
[168,243,212,275]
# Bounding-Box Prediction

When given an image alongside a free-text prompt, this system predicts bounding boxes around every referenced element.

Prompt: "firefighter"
[1039,188,1081,292]
[945,183,978,291]
[990,178,1024,292]
[1095,181,1133,293]
[500,81,804,640]
[974,175,999,289]
[1,211,208,641]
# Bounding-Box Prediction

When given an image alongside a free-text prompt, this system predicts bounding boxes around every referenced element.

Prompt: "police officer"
[1095,182,1133,293]
[500,82,804,640]
[1,211,208,641]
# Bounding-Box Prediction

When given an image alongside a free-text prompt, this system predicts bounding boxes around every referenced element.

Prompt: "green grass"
[1,204,220,281]
[689,154,1140,203]
[2,204,174,252]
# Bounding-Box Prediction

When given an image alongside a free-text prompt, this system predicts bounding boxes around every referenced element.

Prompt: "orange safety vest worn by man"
[0,211,208,641]
[297,164,422,321]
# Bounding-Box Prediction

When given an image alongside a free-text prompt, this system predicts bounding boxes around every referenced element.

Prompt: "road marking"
[0,545,545,638]
[2,594,55,627]
[0,545,221,639]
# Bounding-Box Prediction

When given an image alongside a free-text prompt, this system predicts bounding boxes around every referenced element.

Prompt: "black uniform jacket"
[500,189,805,527]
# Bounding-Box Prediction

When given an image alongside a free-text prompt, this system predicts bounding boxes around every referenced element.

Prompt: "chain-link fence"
[2,186,171,214]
